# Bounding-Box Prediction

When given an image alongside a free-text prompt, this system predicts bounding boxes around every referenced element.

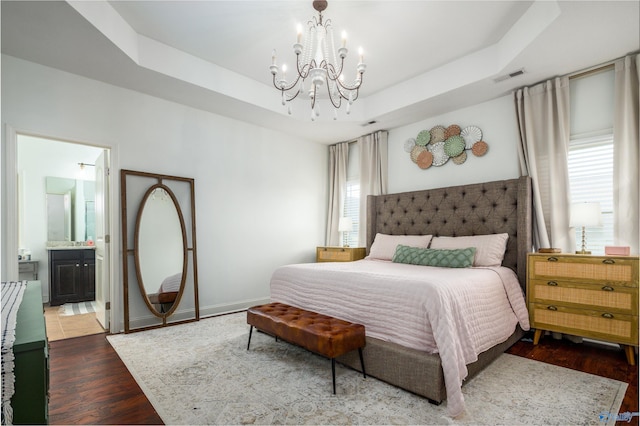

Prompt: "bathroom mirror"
[121,170,199,333]
[46,176,95,242]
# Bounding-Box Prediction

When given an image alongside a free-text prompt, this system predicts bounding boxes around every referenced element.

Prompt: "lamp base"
[575,250,591,255]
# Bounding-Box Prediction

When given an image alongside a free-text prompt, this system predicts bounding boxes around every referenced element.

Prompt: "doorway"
[15,133,113,337]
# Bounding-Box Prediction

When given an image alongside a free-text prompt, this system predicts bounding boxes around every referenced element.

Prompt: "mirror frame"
[134,183,187,318]
[121,169,199,333]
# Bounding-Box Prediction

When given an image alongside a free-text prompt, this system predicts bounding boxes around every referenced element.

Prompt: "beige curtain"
[358,130,388,246]
[613,54,640,253]
[325,142,349,246]
[515,77,573,252]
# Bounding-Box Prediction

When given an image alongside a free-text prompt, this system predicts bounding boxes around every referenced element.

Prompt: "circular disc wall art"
[453,150,467,165]
[461,125,482,149]
[472,140,489,157]
[444,135,465,157]
[428,142,449,167]
[406,123,489,170]
[404,138,417,153]
[416,130,431,146]
[410,145,427,163]
[444,124,461,139]
[416,150,434,169]
[429,126,446,143]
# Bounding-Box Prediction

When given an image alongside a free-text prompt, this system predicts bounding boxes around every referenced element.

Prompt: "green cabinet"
[11,281,49,424]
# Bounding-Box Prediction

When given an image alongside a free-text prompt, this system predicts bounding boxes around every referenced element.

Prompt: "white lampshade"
[570,202,603,227]
[338,217,353,233]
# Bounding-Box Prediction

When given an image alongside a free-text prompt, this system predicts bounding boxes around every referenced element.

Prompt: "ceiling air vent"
[494,68,525,83]
[362,120,377,126]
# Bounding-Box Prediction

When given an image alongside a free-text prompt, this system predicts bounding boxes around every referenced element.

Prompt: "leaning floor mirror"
[121,169,199,333]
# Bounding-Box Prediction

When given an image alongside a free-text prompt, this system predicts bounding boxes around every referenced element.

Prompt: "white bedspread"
[270,259,530,417]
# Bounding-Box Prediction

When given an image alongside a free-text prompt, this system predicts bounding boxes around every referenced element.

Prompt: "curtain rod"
[519,53,633,89]
[332,129,388,147]
[568,62,615,80]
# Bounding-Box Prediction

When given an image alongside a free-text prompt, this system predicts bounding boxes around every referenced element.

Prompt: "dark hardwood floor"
[48,333,163,425]
[49,331,638,425]
[507,333,639,426]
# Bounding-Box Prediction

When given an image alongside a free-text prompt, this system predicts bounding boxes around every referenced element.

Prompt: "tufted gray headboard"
[366,177,532,290]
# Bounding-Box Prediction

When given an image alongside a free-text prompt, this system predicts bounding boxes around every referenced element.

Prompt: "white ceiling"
[2,1,639,144]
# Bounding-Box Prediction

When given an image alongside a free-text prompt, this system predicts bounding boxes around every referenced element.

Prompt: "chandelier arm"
[297,59,315,80]
[310,84,318,110]
[272,74,302,93]
[331,83,354,103]
[285,90,302,102]
[325,57,345,81]
[324,61,342,82]
[334,73,364,91]
[325,83,343,109]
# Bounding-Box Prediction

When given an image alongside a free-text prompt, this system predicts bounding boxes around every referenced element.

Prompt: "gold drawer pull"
[602,313,614,319]
[602,286,614,292]
[547,257,558,262]
[547,281,558,286]
[603,259,615,264]
[546,305,558,311]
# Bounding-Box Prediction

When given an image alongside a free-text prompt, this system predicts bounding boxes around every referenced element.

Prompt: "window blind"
[342,142,360,247]
[343,180,360,247]
[568,135,614,254]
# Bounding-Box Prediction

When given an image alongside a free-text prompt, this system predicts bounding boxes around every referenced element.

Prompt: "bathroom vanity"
[48,248,95,306]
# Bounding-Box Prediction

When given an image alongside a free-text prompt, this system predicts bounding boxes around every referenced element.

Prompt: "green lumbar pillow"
[392,245,476,268]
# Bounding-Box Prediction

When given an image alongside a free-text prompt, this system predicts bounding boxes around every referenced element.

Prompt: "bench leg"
[331,358,336,394]
[247,326,253,350]
[358,348,366,379]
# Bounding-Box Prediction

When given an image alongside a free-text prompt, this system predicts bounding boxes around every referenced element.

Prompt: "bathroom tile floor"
[44,305,105,341]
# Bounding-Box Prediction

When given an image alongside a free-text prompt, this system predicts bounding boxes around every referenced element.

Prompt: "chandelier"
[269,0,366,120]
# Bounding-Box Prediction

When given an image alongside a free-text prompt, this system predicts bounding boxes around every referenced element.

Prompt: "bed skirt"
[336,326,525,404]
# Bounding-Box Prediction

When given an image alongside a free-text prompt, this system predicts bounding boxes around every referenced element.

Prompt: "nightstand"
[316,246,366,262]
[527,253,639,365]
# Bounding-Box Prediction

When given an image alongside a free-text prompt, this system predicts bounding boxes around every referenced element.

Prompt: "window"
[343,179,360,246]
[343,142,360,247]
[568,134,614,254]
[568,67,615,255]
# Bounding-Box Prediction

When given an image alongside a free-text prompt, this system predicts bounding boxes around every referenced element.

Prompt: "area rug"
[107,312,627,425]
[58,301,96,316]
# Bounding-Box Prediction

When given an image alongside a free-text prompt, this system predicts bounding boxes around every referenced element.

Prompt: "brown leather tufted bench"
[246,302,366,394]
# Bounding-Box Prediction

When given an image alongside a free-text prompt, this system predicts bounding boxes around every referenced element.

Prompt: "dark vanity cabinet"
[49,249,95,305]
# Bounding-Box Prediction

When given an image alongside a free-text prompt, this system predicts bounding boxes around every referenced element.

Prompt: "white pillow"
[367,233,432,261]
[429,233,509,267]
[159,272,182,293]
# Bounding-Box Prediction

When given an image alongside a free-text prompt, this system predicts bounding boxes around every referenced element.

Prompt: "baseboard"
[199,297,271,319]
[122,297,270,332]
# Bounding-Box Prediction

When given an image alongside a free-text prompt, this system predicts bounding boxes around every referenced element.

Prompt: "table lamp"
[338,217,353,247]
[570,202,602,254]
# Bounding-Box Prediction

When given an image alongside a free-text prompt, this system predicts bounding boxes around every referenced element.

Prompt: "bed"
[269,176,532,417]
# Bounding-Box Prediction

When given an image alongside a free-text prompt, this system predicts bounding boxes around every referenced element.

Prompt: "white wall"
[387,95,521,193]
[2,55,327,331]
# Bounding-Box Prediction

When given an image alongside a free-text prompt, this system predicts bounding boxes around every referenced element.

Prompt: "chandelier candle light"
[270,0,366,120]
